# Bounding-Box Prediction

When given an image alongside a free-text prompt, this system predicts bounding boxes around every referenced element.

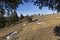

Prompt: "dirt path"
[12,18,60,40]
[0,23,24,37]
[0,14,60,40]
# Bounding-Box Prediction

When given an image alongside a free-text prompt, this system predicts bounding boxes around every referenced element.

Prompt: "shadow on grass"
[58,39,60,40]
[53,24,60,37]
[32,19,38,22]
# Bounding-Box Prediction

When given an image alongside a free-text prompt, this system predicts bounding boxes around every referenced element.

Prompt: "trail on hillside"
[0,13,60,40]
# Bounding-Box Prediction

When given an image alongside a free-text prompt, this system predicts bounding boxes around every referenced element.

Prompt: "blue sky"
[16,2,57,16]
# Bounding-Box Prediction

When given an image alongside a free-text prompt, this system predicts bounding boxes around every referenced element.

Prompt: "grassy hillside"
[16,13,60,40]
[0,13,60,40]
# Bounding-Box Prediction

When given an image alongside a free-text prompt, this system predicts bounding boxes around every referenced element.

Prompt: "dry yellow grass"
[0,13,60,40]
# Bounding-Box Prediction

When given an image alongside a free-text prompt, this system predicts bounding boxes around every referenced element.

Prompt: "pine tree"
[13,10,19,23]
[20,14,24,20]
[0,7,6,28]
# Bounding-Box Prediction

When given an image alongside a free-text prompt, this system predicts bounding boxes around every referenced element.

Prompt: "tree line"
[0,11,32,29]
[0,0,60,28]
[0,10,19,28]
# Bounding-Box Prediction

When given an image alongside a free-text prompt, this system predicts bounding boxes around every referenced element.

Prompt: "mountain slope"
[0,13,60,40]
[14,13,60,40]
